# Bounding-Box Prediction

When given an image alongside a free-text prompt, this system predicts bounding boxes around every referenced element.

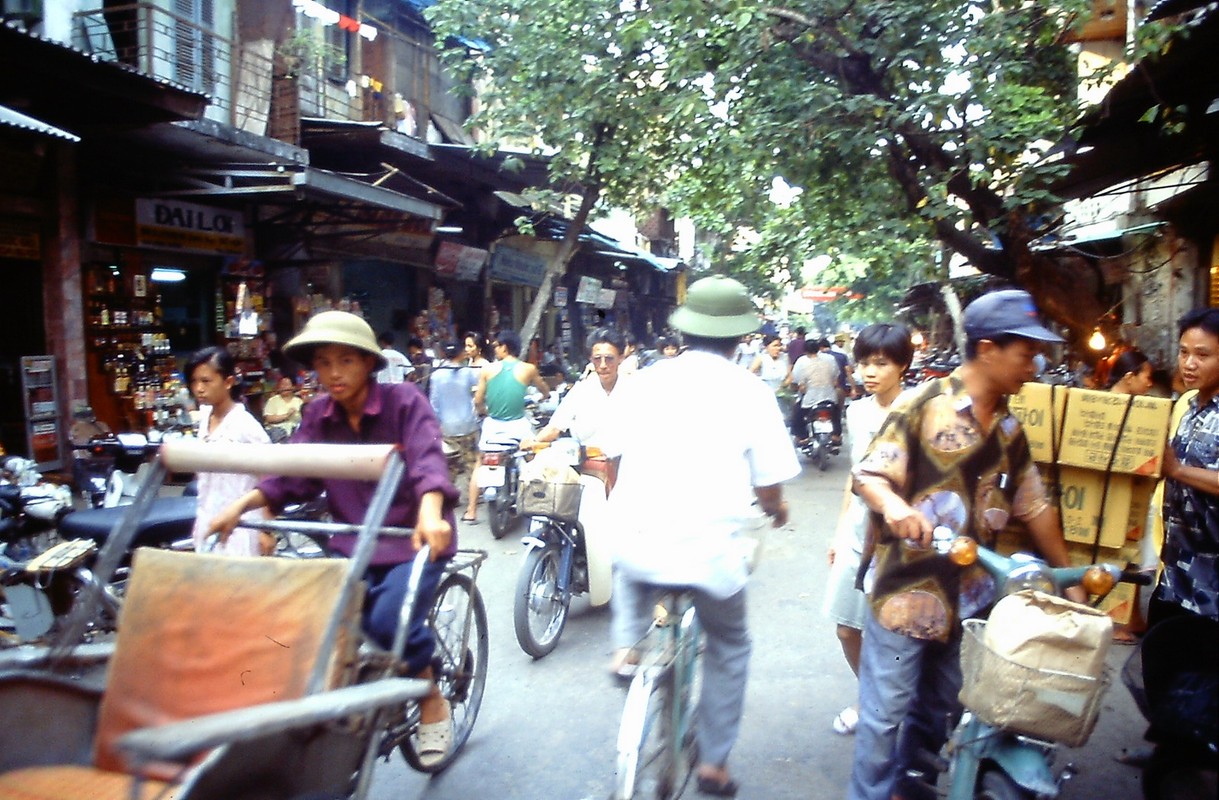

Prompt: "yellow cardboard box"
[1125,476,1157,542]
[1010,382,1070,464]
[1040,465,1132,549]
[1057,389,1171,477]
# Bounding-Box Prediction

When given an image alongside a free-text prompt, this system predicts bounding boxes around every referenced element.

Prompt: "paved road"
[371,452,1152,800]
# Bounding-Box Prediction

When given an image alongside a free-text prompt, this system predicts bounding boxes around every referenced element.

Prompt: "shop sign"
[489,246,546,287]
[0,218,40,260]
[136,199,245,255]
[435,241,488,282]
[553,286,569,306]
[575,276,602,304]
[595,288,617,309]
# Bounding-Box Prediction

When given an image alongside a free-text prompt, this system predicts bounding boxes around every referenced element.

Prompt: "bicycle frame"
[615,591,702,800]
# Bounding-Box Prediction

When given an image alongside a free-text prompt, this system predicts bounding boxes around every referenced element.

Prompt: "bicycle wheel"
[615,667,676,800]
[401,572,489,773]
[513,541,570,659]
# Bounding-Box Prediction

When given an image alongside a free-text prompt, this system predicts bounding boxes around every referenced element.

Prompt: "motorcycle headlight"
[1002,561,1056,597]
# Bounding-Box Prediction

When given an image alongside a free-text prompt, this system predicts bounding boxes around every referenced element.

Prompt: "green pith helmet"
[668,275,760,338]
[283,310,389,370]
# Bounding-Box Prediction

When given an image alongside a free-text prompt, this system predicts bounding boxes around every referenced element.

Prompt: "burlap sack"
[959,591,1114,746]
[985,590,1112,678]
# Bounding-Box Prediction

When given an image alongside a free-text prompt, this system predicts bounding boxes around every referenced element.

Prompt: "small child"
[188,346,270,555]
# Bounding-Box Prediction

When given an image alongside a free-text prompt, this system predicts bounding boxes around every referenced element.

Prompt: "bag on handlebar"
[960,590,1113,746]
[517,457,582,521]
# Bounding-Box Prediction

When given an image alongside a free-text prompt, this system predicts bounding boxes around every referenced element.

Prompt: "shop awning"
[0,23,209,132]
[534,216,679,273]
[0,104,80,143]
[1055,7,1219,200]
[157,164,447,221]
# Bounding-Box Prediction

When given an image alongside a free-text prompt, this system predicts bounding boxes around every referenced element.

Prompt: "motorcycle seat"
[59,496,198,549]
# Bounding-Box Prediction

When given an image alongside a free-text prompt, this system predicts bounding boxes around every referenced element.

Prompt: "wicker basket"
[958,619,1110,747]
[517,479,583,522]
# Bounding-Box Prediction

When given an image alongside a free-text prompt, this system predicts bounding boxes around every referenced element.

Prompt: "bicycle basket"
[517,478,582,521]
[959,619,1110,747]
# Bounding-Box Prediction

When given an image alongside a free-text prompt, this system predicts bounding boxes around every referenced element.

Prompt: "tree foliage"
[428,0,1176,340]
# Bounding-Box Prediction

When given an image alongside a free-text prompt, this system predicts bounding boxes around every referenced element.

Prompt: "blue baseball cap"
[963,290,1064,343]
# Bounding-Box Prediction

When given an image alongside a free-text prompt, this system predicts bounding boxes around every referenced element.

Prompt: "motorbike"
[476,441,528,539]
[0,457,73,560]
[799,399,839,471]
[1121,613,1218,800]
[912,528,1149,800]
[512,439,613,659]
[73,432,164,508]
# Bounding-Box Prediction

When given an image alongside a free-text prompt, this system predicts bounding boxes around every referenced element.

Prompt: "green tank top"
[485,358,527,420]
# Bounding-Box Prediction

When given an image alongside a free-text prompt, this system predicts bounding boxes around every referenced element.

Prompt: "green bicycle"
[613,589,703,800]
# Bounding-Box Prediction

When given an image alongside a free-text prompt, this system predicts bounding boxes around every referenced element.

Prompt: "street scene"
[1,1,1217,800]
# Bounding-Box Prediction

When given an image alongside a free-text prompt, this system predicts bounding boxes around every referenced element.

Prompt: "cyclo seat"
[58,496,197,549]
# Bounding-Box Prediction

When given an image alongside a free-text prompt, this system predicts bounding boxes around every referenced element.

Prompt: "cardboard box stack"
[1007,384,1172,622]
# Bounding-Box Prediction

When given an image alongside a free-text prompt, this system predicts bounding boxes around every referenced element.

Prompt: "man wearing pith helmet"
[210,310,459,768]
[602,275,800,797]
[846,288,1082,800]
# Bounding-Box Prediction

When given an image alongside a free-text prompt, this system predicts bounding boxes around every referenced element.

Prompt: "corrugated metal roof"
[0,103,80,142]
[2,22,207,99]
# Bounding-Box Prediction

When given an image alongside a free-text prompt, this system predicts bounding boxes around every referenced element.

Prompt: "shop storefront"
[85,195,262,431]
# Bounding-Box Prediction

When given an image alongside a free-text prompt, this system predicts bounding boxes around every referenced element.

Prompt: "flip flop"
[696,774,740,797]
[1115,745,1153,766]
[460,515,479,525]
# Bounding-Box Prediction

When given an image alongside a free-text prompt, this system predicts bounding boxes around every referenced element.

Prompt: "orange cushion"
[0,765,174,800]
[93,549,355,781]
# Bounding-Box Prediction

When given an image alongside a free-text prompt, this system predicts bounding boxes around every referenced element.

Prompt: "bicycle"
[614,588,703,800]
[248,518,490,776]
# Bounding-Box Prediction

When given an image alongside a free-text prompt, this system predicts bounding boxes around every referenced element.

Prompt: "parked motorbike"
[477,441,528,539]
[911,528,1148,800]
[799,399,839,471]
[1122,613,1218,800]
[0,538,124,646]
[512,439,613,659]
[0,457,73,561]
[73,432,163,508]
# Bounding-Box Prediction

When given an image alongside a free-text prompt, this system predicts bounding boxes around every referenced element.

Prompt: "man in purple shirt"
[210,310,458,767]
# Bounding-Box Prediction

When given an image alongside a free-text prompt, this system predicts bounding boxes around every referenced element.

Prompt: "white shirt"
[837,390,910,554]
[792,352,839,407]
[548,374,618,449]
[377,348,411,384]
[602,350,800,598]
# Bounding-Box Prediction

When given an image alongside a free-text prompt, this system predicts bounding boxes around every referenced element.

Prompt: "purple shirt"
[786,336,805,365]
[258,381,459,566]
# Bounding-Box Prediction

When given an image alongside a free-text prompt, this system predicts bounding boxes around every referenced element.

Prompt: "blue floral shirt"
[1161,393,1219,619]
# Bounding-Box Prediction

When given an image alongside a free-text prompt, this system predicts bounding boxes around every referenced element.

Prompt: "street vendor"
[209,310,458,768]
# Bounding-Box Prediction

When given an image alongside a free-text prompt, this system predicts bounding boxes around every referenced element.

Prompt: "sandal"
[833,705,859,735]
[609,648,639,681]
[696,774,739,797]
[415,718,453,768]
[460,515,479,525]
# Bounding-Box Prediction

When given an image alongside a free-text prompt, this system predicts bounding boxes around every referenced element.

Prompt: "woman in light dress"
[188,346,270,556]
[823,323,913,735]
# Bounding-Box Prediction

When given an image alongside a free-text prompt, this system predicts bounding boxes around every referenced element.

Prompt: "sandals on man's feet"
[833,705,859,735]
[415,718,453,768]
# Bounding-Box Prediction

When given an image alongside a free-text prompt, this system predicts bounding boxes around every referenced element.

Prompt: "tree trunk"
[518,186,601,348]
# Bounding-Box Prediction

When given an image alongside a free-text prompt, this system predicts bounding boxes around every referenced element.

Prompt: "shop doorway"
[0,259,47,456]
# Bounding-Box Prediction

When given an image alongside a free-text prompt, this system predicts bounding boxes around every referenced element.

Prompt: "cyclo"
[0,440,488,799]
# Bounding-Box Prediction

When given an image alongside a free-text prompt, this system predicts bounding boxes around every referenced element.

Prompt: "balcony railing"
[71,3,366,143]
